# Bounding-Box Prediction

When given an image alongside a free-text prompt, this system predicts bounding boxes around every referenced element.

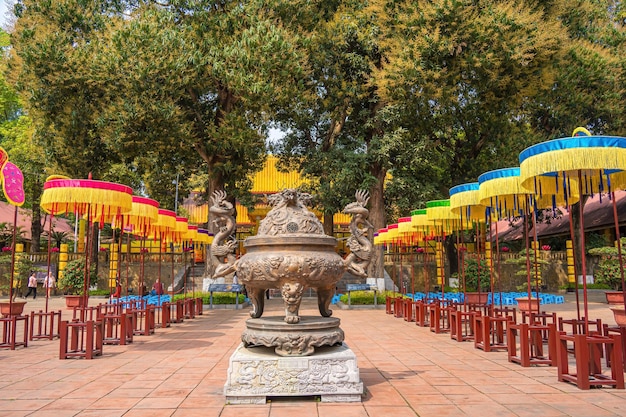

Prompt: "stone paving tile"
[1,296,626,416]
[463,403,520,417]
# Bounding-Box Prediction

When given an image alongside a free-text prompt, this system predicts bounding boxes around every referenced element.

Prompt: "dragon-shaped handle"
[343,190,373,278]
[209,190,237,278]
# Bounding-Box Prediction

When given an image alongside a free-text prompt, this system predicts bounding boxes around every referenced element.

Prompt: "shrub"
[589,238,626,290]
[505,249,549,291]
[172,291,245,304]
[57,258,97,295]
[461,258,491,292]
[89,289,112,296]
[340,290,387,305]
[0,252,34,294]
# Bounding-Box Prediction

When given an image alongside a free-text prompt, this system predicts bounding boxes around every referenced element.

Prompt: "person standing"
[24,272,38,299]
[152,278,164,296]
[43,272,56,297]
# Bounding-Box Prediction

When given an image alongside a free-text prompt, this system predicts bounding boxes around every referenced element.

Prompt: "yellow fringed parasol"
[374,227,388,246]
[148,209,177,243]
[197,228,213,244]
[518,128,626,332]
[123,196,159,236]
[40,177,133,316]
[519,128,626,196]
[426,199,458,233]
[449,183,487,223]
[40,178,133,218]
[174,217,189,242]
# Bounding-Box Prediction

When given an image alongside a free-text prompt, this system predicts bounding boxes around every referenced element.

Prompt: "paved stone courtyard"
[0,294,625,416]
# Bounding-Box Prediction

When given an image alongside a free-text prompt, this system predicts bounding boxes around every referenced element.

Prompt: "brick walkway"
[0,294,625,416]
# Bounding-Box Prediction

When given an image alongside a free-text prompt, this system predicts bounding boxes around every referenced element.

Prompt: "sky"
[0,1,11,30]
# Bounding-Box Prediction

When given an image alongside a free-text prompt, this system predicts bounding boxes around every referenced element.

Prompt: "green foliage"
[460,258,491,292]
[589,239,626,290]
[0,252,34,292]
[89,288,112,296]
[586,283,612,290]
[339,290,386,305]
[172,292,245,305]
[57,258,97,295]
[9,0,306,213]
[585,232,611,253]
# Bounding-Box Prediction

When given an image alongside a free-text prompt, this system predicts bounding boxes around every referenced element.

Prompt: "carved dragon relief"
[257,189,323,236]
[209,190,238,279]
[342,190,374,278]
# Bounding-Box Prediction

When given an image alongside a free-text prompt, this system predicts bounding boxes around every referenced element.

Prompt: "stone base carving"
[224,342,363,404]
[242,316,344,356]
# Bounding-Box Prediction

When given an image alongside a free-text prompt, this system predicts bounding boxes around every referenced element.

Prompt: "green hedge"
[89,289,112,296]
[172,291,245,304]
[339,290,388,305]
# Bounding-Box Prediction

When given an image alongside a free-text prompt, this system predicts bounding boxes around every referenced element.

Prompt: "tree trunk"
[30,204,42,253]
[30,181,43,253]
[368,163,387,279]
[570,195,589,280]
[323,211,334,237]
[445,235,458,276]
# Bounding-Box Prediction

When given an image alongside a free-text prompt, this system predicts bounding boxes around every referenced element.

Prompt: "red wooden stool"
[184,298,196,319]
[403,298,415,322]
[474,314,511,352]
[557,332,624,390]
[429,301,452,334]
[0,314,28,350]
[102,312,133,345]
[414,300,429,327]
[130,304,156,336]
[59,319,103,359]
[170,299,185,323]
[508,322,557,367]
[156,302,171,328]
[603,325,626,367]
[450,309,477,342]
[393,297,404,318]
[29,310,62,341]
[195,297,204,316]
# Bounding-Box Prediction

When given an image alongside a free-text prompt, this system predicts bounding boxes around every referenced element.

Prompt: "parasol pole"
[576,170,589,334]
[7,206,18,315]
[567,202,581,321]
[531,200,541,315]
[44,212,53,314]
[82,205,93,322]
[494,218,503,310]
[523,195,533,308]
[611,191,626,315]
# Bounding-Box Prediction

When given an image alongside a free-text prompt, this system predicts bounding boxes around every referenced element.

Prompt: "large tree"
[272,0,568,278]
[9,1,305,218]
[0,27,47,253]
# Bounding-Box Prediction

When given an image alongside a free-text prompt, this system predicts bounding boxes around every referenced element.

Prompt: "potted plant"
[57,258,97,308]
[0,251,33,316]
[460,258,491,304]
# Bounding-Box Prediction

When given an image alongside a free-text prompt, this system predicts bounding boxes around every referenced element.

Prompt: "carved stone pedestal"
[224,342,363,404]
[242,316,344,356]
